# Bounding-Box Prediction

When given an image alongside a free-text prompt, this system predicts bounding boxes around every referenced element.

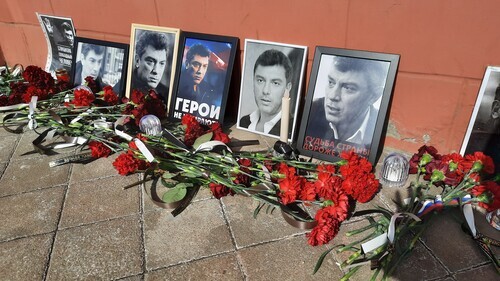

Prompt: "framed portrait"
[297,46,400,165]
[460,66,500,174]
[70,37,129,98]
[169,32,238,125]
[126,24,180,109]
[236,39,308,141]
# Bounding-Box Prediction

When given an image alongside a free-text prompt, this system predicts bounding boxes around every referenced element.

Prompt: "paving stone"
[12,129,77,160]
[0,186,64,241]
[0,135,18,162]
[47,216,142,280]
[420,209,491,271]
[0,162,6,176]
[117,275,143,281]
[0,233,53,280]
[143,184,214,213]
[145,253,244,281]
[238,236,342,280]
[454,264,500,281]
[143,199,233,270]
[70,153,123,183]
[60,175,140,228]
[0,156,70,196]
[221,194,305,248]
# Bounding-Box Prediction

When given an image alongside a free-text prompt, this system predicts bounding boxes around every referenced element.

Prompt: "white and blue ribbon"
[27,96,38,130]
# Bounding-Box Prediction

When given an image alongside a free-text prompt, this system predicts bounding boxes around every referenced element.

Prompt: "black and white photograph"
[126,24,180,106]
[170,32,238,125]
[70,37,129,97]
[297,47,400,164]
[237,39,307,140]
[36,13,76,76]
[461,66,500,173]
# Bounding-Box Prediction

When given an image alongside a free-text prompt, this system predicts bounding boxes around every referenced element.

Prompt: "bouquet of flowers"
[317,145,500,280]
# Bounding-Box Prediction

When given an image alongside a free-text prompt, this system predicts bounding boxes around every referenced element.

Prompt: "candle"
[280,89,290,142]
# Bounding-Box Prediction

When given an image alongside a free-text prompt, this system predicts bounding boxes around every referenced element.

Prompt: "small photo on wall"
[237,39,308,141]
[170,32,238,125]
[126,24,180,108]
[70,37,129,98]
[461,66,500,174]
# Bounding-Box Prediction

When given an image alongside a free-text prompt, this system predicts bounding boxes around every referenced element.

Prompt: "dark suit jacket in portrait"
[306,97,377,150]
[466,118,500,174]
[239,114,293,138]
[178,73,218,106]
[130,69,169,100]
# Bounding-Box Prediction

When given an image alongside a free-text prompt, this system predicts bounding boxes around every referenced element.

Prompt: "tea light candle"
[280,90,290,142]
[380,153,409,187]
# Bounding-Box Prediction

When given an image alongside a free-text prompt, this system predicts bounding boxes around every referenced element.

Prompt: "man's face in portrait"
[187,54,209,85]
[323,65,374,126]
[253,64,291,117]
[135,45,167,89]
[64,29,74,46]
[81,49,104,80]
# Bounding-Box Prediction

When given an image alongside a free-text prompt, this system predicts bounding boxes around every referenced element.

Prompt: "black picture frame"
[70,37,129,98]
[460,66,500,174]
[169,32,238,125]
[236,39,308,140]
[297,46,400,165]
[125,23,181,109]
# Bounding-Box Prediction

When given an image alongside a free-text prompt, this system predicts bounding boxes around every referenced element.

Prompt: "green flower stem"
[339,266,360,281]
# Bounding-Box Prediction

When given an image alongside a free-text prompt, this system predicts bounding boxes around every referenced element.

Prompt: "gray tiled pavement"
[0,126,499,280]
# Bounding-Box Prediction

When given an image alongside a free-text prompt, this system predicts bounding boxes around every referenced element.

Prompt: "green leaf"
[161,187,187,203]
[313,247,335,274]
[174,182,193,189]
[160,178,176,188]
[193,132,213,149]
[162,171,177,179]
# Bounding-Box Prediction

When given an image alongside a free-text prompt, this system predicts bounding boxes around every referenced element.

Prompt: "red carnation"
[339,153,379,203]
[464,152,495,174]
[472,181,500,211]
[103,86,119,105]
[299,181,317,201]
[112,151,149,175]
[182,114,204,146]
[278,172,306,205]
[8,82,28,105]
[21,85,49,103]
[130,89,146,104]
[210,123,230,143]
[84,76,99,94]
[88,141,112,158]
[72,88,95,106]
[408,145,442,174]
[209,183,235,199]
[307,208,340,246]
[0,95,8,106]
[23,65,54,89]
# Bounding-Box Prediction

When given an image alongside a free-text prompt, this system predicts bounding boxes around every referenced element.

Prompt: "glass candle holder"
[139,114,162,137]
[379,153,409,188]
